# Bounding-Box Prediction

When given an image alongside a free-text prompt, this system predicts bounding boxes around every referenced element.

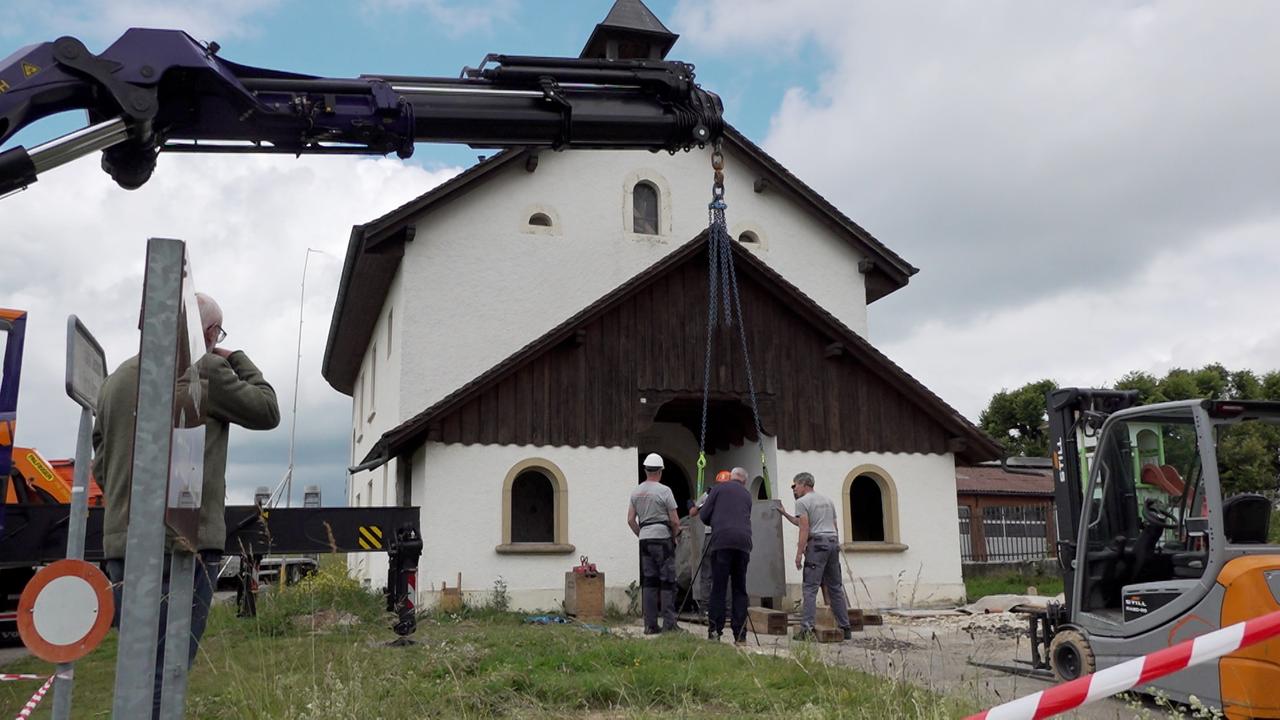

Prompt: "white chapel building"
[324,0,1001,611]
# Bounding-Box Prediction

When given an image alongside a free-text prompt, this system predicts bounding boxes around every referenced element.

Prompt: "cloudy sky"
[4,1,1278,506]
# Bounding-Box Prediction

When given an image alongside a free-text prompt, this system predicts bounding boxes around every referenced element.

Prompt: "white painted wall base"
[349,443,966,611]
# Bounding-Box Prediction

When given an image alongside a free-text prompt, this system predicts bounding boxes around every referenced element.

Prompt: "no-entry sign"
[17,559,113,663]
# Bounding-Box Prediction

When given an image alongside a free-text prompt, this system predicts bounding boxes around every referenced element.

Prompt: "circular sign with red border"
[17,559,114,663]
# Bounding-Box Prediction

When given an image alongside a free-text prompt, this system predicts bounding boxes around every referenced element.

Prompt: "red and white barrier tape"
[0,675,45,683]
[966,608,1280,720]
[12,675,54,720]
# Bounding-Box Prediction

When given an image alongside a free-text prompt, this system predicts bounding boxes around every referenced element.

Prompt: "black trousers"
[709,548,750,640]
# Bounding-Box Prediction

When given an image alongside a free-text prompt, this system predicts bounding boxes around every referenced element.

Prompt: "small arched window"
[633,181,660,235]
[738,231,760,245]
[849,474,886,542]
[510,470,555,543]
[750,475,769,500]
[528,212,553,228]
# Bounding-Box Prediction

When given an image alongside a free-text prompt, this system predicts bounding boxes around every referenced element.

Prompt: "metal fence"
[959,503,1053,563]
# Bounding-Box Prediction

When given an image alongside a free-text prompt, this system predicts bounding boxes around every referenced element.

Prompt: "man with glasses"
[780,472,852,641]
[94,292,280,717]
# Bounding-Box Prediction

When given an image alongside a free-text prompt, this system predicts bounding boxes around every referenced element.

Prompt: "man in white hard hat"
[627,453,682,634]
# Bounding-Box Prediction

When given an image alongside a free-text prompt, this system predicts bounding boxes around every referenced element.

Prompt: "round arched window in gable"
[632,181,660,235]
[849,474,886,542]
[738,230,760,245]
[528,212,553,228]
[510,469,555,543]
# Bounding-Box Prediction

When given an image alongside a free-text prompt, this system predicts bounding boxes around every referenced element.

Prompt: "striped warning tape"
[966,608,1280,719]
[13,675,53,719]
[0,675,45,682]
[357,524,383,550]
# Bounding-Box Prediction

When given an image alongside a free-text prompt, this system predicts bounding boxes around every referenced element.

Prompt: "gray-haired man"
[782,472,851,640]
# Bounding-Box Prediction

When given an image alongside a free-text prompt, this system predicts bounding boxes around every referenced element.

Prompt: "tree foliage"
[979,365,1280,495]
[978,379,1058,457]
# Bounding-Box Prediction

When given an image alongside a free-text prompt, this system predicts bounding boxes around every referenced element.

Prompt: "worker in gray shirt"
[627,453,682,634]
[782,472,852,640]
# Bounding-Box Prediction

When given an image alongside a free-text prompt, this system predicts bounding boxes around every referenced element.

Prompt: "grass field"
[1,564,974,719]
[963,571,1064,602]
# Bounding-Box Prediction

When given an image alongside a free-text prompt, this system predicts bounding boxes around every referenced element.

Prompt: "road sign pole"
[51,314,108,720]
[158,551,195,719]
[111,238,185,719]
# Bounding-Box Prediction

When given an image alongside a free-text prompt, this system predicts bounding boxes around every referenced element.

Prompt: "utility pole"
[285,247,327,508]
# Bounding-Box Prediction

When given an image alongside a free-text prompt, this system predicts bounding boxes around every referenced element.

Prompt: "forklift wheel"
[1049,628,1096,682]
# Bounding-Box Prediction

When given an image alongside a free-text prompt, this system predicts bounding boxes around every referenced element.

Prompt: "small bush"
[253,561,386,636]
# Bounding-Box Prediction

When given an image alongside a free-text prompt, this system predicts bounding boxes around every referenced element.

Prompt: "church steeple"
[580,0,679,61]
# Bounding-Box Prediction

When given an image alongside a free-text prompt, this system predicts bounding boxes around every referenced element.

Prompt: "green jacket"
[92,351,280,558]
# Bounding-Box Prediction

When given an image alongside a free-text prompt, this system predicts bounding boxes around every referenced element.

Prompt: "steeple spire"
[580,0,679,61]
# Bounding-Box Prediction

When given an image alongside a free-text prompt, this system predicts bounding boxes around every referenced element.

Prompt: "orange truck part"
[1219,555,1280,718]
[3,447,102,506]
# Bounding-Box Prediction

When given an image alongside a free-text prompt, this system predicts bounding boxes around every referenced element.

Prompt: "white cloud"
[7,0,281,44]
[882,217,1280,421]
[3,152,461,505]
[362,0,518,36]
[673,0,1280,420]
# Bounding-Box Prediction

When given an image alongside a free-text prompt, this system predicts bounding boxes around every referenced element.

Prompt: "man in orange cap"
[689,469,732,623]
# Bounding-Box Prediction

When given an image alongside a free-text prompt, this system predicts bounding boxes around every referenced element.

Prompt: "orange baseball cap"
[714,470,732,483]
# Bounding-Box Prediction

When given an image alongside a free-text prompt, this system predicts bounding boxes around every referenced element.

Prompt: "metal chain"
[696,138,771,491]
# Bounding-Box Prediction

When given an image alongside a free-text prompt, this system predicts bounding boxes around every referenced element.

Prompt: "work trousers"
[638,538,678,632]
[800,536,850,631]
[696,534,730,619]
[708,548,750,640]
[106,550,222,720]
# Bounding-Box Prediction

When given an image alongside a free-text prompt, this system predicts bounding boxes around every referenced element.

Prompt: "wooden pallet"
[747,606,788,635]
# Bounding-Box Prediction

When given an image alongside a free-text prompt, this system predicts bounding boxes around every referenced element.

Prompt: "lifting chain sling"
[695,138,770,496]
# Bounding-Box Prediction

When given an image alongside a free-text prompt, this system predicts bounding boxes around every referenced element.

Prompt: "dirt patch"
[292,609,360,633]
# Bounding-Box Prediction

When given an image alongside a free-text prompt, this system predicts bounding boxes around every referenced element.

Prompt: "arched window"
[841,465,903,549]
[750,475,769,500]
[632,182,659,235]
[498,459,574,553]
[510,470,554,542]
[849,475,885,541]
[738,231,760,245]
[528,212,553,228]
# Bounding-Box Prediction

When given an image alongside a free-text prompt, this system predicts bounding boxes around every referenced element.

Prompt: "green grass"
[2,563,974,719]
[964,572,1064,602]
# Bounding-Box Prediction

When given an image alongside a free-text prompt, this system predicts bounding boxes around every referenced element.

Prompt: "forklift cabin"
[1047,389,1280,715]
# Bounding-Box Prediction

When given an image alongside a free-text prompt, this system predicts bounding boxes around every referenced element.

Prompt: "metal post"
[112,238,184,719]
[158,551,195,719]
[49,407,94,719]
[285,248,325,508]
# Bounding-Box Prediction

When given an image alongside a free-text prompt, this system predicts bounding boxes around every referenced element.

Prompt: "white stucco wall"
[774,451,965,608]
[408,442,643,611]
[348,443,965,611]
[397,145,872,418]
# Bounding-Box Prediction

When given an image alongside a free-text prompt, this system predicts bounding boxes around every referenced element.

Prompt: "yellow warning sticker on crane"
[357,525,384,550]
[0,80,9,94]
[22,62,40,78]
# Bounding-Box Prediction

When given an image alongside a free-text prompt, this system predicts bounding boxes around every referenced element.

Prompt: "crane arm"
[0,29,723,194]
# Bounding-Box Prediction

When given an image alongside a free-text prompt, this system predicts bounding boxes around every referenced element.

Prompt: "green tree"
[1115,371,1159,404]
[1263,371,1280,401]
[1230,370,1264,400]
[978,379,1058,457]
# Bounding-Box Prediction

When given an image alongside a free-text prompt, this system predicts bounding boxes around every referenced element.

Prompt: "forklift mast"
[0,29,724,194]
[1045,387,1138,615]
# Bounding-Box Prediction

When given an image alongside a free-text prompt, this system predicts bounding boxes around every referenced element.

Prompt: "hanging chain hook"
[710,138,726,206]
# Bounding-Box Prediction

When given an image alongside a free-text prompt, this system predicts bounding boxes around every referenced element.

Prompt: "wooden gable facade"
[364,234,1000,468]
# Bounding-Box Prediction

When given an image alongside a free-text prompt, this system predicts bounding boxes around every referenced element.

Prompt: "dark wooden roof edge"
[324,124,921,394]
[722,125,917,289]
[359,231,999,469]
[321,149,526,394]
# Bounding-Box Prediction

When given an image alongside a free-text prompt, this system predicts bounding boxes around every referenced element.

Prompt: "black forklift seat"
[1223,494,1271,544]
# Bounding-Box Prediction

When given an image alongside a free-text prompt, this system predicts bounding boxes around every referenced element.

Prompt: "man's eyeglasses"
[212,325,227,344]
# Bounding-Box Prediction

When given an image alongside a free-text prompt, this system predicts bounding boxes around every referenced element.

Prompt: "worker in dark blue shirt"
[698,466,754,643]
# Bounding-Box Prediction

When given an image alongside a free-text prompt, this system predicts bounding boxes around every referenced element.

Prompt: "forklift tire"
[1049,628,1096,682]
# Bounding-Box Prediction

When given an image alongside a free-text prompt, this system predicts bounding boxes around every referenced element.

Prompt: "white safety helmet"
[642,453,664,471]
